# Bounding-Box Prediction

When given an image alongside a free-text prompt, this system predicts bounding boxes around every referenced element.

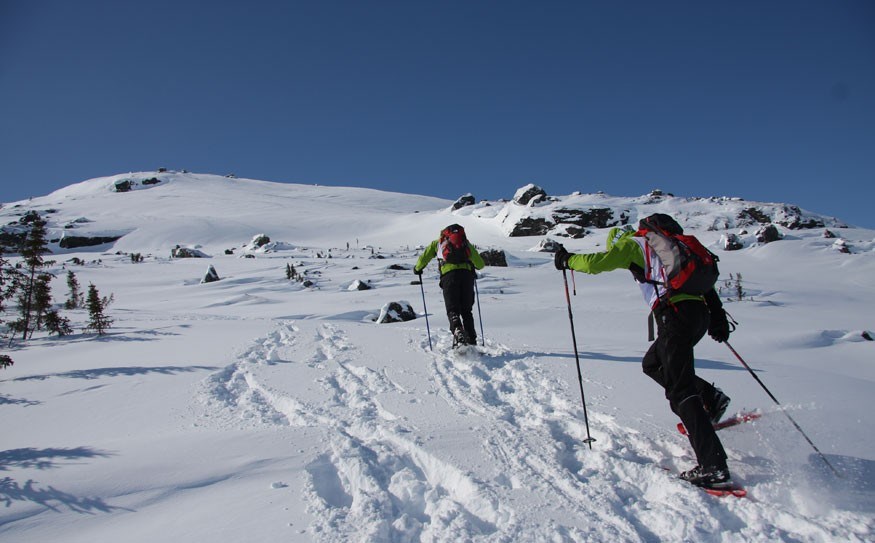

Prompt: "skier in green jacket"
[554,214,734,490]
[414,224,485,346]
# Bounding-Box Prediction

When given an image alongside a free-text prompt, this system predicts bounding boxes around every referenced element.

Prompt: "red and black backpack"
[636,214,719,297]
[439,224,471,264]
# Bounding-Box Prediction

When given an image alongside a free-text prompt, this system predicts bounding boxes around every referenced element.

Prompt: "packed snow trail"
[198,319,872,542]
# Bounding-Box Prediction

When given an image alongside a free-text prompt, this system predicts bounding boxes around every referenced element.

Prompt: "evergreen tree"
[65,270,84,309]
[0,246,15,368]
[12,214,52,339]
[84,283,113,335]
[43,309,72,336]
[734,273,745,301]
[31,272,53,335]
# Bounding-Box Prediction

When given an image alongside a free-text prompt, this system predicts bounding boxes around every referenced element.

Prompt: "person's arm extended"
[567,239,643,274]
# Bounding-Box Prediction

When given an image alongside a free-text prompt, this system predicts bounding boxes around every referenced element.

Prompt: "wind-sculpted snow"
[194,319,872,542]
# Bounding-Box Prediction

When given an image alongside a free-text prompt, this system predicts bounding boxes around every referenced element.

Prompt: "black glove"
[413,267,423,276]
[708,308,731,343]
[554,246,570,270]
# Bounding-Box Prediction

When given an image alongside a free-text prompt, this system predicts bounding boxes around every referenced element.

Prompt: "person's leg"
[658,302,728,472]
[458,272,476,344]
[441,272,467,344]
[642,341,666,388]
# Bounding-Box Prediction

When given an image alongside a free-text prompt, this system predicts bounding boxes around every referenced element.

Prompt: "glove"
[708,308,731,343]
[413,267,423,276]
[554,246,570,270]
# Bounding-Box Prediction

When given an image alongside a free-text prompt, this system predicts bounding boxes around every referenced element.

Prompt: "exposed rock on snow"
[721,233,744,251]
[113,177,163,193]
[59,234,123,249]
[171,246,210,258]
[513,184,547,206]
[480,249,508,267]
[201,265,220,283]
[535,238,563,253]
[509,217,553,237]
[755,224,782,243]
[452,193,475,210]
[250,234,270,248]
[377,301,416,323]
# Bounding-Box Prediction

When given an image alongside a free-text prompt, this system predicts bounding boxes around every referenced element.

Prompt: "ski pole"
[724,341,840,477]
[418,275,433,351]
[562,268,596,449]
[474,275,485,346]
[571,269,577,296]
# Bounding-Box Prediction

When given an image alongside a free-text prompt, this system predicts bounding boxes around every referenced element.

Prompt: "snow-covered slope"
[1,173,873,542]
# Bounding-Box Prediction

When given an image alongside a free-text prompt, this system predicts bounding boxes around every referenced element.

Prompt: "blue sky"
[2,0,873,227]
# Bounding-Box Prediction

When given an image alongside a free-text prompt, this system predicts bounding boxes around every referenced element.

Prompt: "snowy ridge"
[2,172,874,541]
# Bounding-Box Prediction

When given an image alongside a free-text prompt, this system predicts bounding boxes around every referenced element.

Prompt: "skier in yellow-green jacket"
[414,224,485,346]
[555,214,734,491]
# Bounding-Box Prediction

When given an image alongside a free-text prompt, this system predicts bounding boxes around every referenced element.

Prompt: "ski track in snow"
[196,320,872,542]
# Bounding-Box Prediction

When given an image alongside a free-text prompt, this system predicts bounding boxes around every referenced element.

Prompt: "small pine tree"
[44,309,72,336]
[31,272,54,334]
[285,263,295,280]
[0,248,14,368]
[15,214,51,339]
[65,270,84,309]
[84,283,113,335]
[734,272,745,301]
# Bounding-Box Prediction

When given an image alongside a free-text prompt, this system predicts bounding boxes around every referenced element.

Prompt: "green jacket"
[566,226,703,306]
[415,239,485,275]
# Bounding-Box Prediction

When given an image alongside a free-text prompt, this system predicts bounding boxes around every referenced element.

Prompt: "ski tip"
[704,487,747,498]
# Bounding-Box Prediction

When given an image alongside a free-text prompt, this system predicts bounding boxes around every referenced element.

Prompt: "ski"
[701,486,747,498]
[677,410,762,436]
[660,467,748,498]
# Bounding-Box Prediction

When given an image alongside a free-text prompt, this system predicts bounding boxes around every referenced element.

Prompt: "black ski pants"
[642,300,728,470]
[439,269,477,342]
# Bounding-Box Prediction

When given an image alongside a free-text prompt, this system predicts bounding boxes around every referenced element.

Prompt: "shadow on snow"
[0,446,129,517]
[7,365,219,382]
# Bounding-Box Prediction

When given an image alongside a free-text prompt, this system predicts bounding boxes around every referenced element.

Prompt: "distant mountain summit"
[0,171,851,256]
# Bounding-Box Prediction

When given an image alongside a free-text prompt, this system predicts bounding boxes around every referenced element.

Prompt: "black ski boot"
[679,465,733,489]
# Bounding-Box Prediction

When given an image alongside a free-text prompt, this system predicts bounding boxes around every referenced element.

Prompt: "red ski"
[660,467,748,498]
[702,486,747,498]
[677,411,762,436]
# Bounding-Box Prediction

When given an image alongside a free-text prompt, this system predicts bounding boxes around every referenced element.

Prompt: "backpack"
[439,224,471,264]
[636,214,719,297]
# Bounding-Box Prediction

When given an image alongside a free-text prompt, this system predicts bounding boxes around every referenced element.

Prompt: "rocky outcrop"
[114,177,163,193]
[738,207,772,226]
[348,280,372,291]
[508,217,553,237]
[513,184,547,206]
[755,225,781,243]
[201,265,220,284]
[172,246,210,258]
[535,238,563,253]
[452,194,475,210]
[552,207,623,229]
[59,235,122,249]
[377,301,417,323]
[721,233,743,251]
[776,205,825,230]
[480,249,507,267]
